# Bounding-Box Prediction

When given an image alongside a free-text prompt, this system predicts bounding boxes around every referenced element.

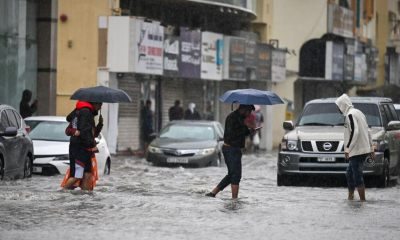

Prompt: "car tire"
[0,158,4,180]
[375,158,390,188]
[277,174,291,186]
[24,156,32,178]
[104,158,111,175]
[211,155,221,167]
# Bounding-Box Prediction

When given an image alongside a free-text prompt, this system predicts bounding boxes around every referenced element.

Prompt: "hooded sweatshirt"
[66,101,95,149]
[335,94,374,157]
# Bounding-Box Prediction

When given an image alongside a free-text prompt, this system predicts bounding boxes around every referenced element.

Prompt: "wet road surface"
[1,152,400,240]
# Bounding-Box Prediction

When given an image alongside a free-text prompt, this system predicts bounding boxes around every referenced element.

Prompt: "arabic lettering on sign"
[179,27,201,79]
[201,32,223,80]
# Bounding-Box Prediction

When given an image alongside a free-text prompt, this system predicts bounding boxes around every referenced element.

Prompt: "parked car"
[24,116,111,176]
[393,104,400,120]
[146,121,225,167]
[278,97,400,188]
[0,104,34,180]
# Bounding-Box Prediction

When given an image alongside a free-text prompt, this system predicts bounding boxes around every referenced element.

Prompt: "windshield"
[159,125,215,140]
[26,121,70,142]
[298,103,381,127]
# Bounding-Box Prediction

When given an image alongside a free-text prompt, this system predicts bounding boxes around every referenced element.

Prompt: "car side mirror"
[95,138,100,144]
[0,127,18,137]
[283,121,294,131]
[218,136,224,141]
[387,121,400,131]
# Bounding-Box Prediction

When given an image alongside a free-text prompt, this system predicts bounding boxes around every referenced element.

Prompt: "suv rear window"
[298,103,381,127]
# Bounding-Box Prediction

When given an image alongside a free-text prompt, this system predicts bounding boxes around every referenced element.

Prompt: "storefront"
[0,0,38,110]
[106,16,283,153]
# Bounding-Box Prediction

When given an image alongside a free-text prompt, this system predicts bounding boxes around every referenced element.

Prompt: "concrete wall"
[56,0,110,116]
[270,0,328,147]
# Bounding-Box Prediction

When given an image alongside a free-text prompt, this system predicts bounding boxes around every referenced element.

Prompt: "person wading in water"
[205,104,256,199]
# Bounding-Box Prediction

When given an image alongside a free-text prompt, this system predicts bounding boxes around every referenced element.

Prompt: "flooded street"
[1,152,400,240]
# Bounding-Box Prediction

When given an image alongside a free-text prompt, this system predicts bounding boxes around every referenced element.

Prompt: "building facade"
[0,0,58,116]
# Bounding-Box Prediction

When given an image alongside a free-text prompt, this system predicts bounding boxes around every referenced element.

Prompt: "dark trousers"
[346,153,368,190]
[217,146,242,191]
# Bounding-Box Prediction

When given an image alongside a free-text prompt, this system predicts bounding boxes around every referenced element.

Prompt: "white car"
[24,116,111,176]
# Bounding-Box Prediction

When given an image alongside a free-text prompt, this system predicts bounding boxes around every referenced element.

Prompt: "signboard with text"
[233,31,257,68]
[163,34,179,77]
[271,49,286,82]
[223,36,246,80]
[201,32,223,80]
[179,27,201,79]
[256,42,272,80]
[135,19,164,75]
[327,3,354,38]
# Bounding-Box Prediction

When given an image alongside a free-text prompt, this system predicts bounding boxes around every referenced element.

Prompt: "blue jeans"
[346,154,368,190]
[216,146,242,190]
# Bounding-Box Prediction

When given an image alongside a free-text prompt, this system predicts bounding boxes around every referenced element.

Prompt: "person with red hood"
[62,101,102,190]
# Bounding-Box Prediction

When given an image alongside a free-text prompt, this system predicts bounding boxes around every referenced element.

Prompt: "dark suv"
[0,104,34,180]
[278,98,400,188]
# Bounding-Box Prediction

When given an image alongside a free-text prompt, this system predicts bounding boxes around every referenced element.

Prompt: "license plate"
[318,157,336,162]
[33,167,42,173]
[167,158,189,164]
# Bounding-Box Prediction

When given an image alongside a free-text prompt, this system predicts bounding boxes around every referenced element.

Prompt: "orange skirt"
[60,157,99,190]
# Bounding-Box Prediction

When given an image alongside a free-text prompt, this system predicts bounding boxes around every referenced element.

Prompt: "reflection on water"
[0,153,400,240]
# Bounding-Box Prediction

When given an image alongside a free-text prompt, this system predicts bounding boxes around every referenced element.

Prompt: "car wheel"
[0,158,4,180]
[104,158,111,175]
[277,174,291,186]
[211,155,221,167]
[376,158,390,188]
[24,156,32,178]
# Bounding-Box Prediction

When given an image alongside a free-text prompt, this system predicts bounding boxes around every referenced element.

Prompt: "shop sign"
[163,34,180,77]
[271,49,286,82]
[223,36,246,80]
[344,39,355,81]
[327,3,354,38]
[233,31,257,68]
[325,41,344,81]
[135,19,164,75]
[256,42,272,80]
[179,27,201,79]
[201,32,223,80]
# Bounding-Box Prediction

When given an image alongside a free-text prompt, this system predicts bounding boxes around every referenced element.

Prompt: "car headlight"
[148,146,163,154]
[195,148,216,155]
[53,154,70,161]
[281,140,298,151]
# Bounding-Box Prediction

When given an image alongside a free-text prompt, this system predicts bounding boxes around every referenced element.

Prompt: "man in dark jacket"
[19,89,38,119]
[169,100,184,121]
[63,101,102,190]
[205,104,255,199]
[141,100,154,155]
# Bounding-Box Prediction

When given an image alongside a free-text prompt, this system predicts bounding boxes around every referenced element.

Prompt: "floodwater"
[1,152,400,240]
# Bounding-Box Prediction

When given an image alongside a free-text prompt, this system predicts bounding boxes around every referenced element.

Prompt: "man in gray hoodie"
[335,94,375,201]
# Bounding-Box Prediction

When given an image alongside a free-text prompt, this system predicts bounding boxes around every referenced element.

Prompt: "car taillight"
[25,126,30,133]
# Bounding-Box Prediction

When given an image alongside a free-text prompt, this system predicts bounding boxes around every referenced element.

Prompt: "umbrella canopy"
[70,86,132,103]
[219,88,284,105]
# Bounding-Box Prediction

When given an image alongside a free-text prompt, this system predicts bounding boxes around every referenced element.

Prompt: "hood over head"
[188,103,195,113]
[21,89,32,103]
[335,94,353,116]
[76,101,94,112]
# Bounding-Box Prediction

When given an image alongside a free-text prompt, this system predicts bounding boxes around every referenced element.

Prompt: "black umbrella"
[70,86,132,103]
